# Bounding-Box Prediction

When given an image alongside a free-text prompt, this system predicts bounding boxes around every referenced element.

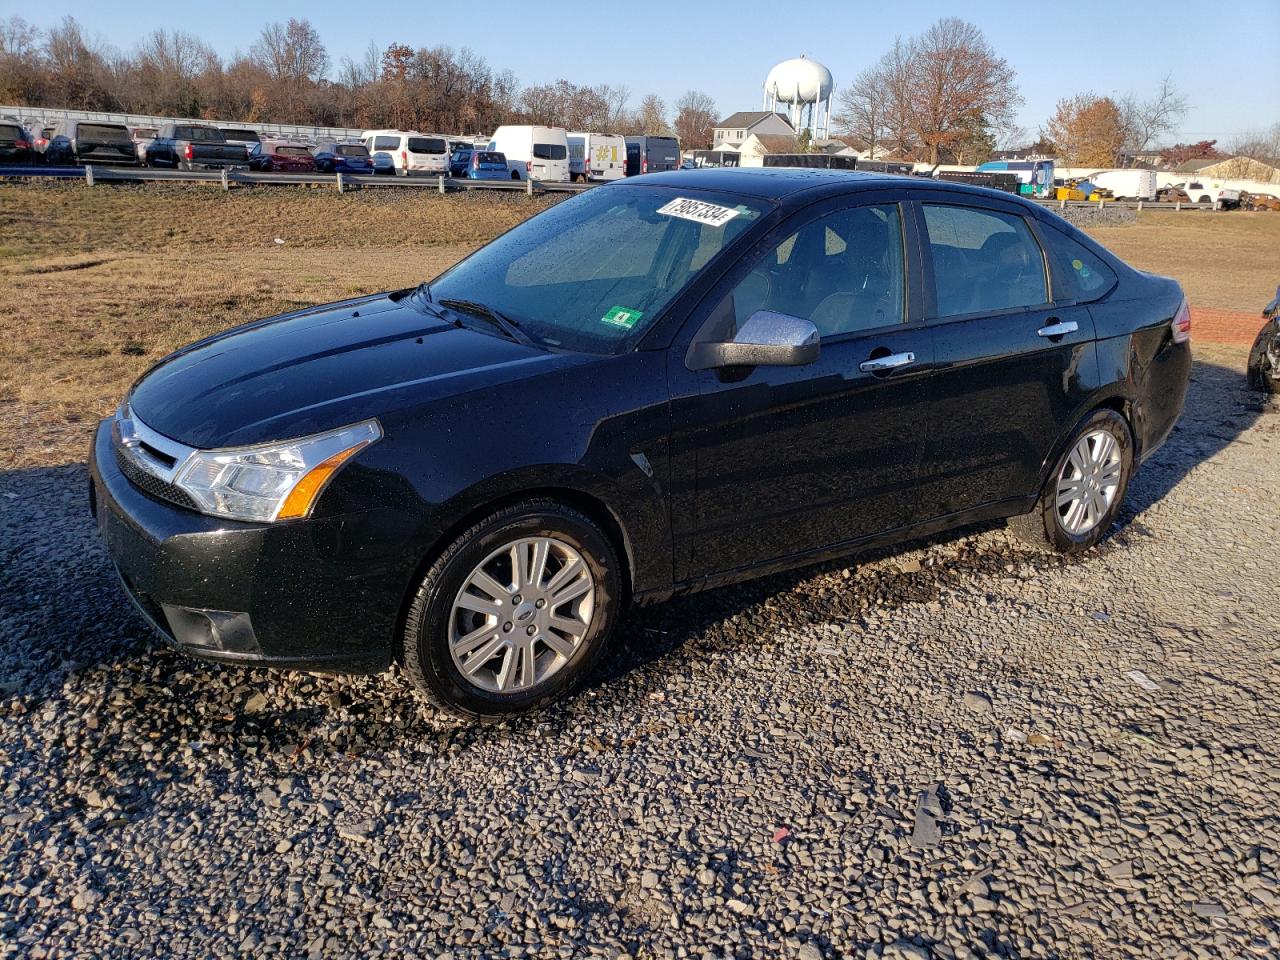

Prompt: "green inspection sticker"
[601,305,642,329]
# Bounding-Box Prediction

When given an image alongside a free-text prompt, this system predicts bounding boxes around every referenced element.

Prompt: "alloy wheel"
[448,537,595,695]
[1056,429,1123,535]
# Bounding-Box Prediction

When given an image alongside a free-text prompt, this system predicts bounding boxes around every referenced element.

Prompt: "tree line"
[0,16,721,145]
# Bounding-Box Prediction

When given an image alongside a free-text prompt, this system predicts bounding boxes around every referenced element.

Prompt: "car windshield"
[426,185,769,355]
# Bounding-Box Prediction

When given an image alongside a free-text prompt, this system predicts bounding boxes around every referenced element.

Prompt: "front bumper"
[88,419,397,673]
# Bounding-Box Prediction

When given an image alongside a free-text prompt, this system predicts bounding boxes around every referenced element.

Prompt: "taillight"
[526,160,532,172]
[641,157,648,174]
[472,154,480,169]
[183,143,193,161]
[401,149,407,165]
[15,139,29,149]
[1171,300,1191,343]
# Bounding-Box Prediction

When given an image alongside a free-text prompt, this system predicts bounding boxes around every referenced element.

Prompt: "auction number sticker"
[601,305,643,329]
[657,197,741,228]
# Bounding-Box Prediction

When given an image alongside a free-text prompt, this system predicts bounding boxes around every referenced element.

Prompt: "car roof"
[623,167,1038,209]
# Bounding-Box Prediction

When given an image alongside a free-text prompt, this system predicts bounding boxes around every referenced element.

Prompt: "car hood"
[128,292,590,449]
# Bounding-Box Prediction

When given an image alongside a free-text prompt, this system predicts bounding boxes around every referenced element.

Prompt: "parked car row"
[6,114,687,184]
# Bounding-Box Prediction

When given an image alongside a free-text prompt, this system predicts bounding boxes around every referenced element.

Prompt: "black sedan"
[90,169,1192,718]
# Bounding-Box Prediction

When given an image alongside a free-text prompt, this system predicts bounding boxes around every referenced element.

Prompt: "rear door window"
[408,137,446,154]
[79,124,131,142]
[533,143,567,160]
[337,145,369,158]
[922,204,1048,316]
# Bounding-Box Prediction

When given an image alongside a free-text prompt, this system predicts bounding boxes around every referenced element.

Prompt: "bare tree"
[673,90,716,150]
[598,84,631,130]
[638,93,668,136]
[833,62,887,156]
[1227,121,1280,166]
[43,17,115,109]
[1119,74,1188,158]
[251,19,327,83]
[0,16,39,57]
[907,18,1021,164]
[0,16,44,103]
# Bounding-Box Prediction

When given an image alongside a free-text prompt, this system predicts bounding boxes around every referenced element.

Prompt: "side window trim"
[912,197,1052,322]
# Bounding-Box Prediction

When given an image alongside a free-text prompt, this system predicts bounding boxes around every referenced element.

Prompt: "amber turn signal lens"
[275,442,370,520]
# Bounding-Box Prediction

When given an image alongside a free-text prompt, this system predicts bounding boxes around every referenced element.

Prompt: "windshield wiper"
[437,298,532,345]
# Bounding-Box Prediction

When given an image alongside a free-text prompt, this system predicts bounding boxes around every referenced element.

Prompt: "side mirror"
[687,310,821,371]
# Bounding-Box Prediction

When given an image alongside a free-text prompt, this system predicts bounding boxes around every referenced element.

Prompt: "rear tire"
[402,499,621,720]
[1011,409,1134,554]
[1248,323,1279,394]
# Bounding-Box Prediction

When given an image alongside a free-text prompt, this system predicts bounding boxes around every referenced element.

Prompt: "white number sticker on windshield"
[656,197,741,228]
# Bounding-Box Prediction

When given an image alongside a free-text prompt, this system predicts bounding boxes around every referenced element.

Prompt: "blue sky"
[26,0,1280,145]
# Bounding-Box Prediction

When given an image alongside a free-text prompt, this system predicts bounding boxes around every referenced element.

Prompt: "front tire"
[1248,323,1279,394]
[1011,409,1134,554]
[402,499,621,720]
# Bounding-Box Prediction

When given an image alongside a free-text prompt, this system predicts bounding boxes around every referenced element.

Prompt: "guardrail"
[0,164,1233,209]
[0,163,597,195]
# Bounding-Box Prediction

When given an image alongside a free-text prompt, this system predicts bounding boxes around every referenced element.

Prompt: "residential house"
[712,111,796,149]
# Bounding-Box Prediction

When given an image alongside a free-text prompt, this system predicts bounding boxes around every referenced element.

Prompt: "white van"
[1090,169,1157,201]
[567,132,627,182]
[487,125,570,182]
[361,129,449,176]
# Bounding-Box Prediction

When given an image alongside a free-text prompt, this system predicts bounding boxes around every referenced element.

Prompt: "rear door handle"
[1037,320,1079,338]
[859,351,915,373]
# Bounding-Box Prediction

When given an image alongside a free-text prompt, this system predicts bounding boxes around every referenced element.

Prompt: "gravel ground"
[0,345,1276,960]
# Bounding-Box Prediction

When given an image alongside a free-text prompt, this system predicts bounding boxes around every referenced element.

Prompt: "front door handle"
[1037,319,1079,338]
[859,351,915,373]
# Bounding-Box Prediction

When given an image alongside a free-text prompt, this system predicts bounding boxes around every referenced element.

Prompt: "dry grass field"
[1,180,1277,470]
[1087,211,1280,313]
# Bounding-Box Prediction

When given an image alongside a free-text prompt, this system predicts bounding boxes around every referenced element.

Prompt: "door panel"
[684,330,933,577]
[911,198,1100,519]
[918,305,1096,518]
[667,196,933,581]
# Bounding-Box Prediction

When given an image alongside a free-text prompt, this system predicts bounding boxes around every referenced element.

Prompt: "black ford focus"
[90,169,1192,718]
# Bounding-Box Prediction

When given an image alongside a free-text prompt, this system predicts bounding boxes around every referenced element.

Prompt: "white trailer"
[1090,169,1157,201]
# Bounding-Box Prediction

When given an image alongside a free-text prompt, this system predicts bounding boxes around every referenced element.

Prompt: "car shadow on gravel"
[0,360,1265,750]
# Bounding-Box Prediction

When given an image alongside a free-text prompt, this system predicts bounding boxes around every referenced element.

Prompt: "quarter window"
[1038,223,1117,301]
[922,204,1048,316]
[721,204,906,338]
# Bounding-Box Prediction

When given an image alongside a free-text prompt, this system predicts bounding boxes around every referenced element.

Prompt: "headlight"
[173,419,381,523]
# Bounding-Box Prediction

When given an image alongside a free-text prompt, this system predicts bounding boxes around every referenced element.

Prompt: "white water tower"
[763,56,834,139]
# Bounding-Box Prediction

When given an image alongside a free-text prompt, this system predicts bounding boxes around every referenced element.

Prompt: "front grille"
[114,443,198,511]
